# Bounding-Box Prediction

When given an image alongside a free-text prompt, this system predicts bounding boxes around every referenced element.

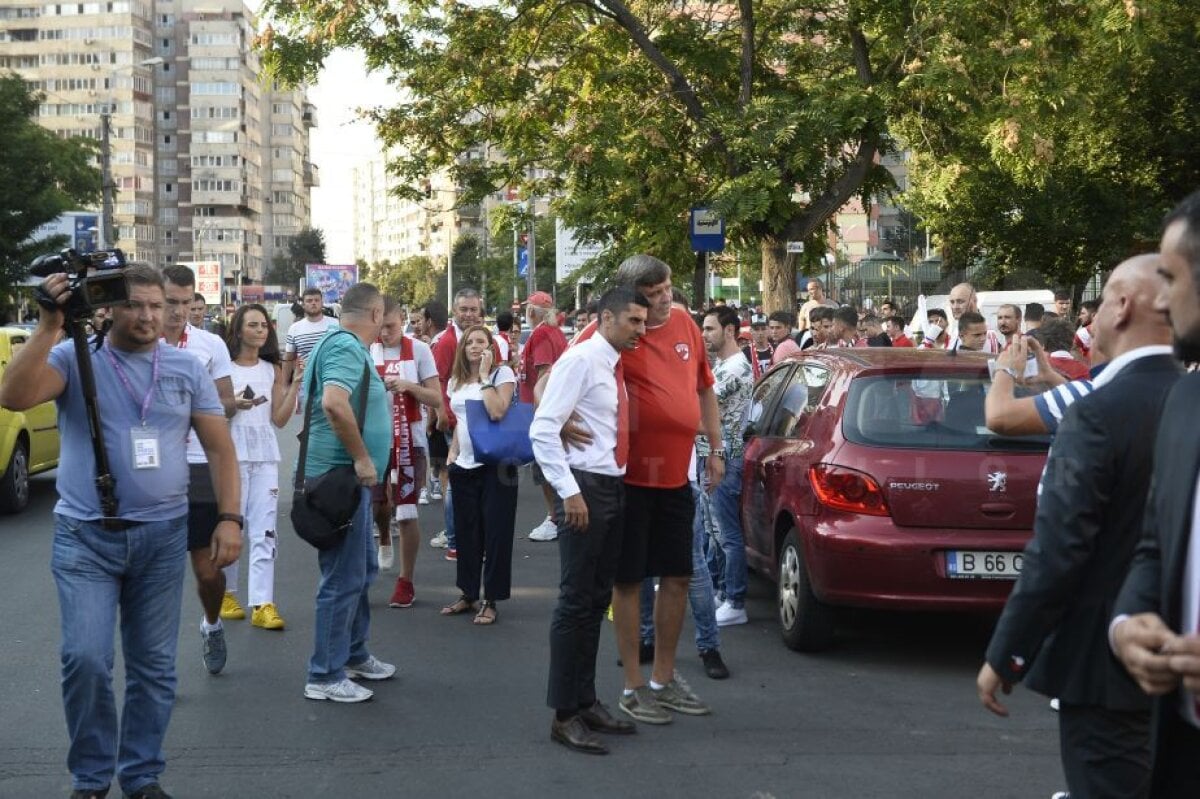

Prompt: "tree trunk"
[761,237,795,313]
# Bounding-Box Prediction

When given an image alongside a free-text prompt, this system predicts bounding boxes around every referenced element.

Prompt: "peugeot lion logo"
[987,472,1008,493]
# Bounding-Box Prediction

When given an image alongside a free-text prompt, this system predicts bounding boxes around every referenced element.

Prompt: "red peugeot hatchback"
[741,349,1049,652]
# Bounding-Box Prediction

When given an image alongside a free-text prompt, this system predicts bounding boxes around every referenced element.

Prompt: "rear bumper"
[802,516,1030,611]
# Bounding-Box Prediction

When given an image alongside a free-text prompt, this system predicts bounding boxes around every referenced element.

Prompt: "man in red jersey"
[573,255,724,723]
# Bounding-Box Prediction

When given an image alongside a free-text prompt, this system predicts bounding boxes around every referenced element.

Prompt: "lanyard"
[103,344,160,426]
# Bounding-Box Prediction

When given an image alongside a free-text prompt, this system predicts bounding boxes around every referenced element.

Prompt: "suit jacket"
[986,353,1182,708]
[1115,372,1200,767]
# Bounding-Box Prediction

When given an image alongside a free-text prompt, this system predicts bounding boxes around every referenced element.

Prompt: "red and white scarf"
[376,336,420,521]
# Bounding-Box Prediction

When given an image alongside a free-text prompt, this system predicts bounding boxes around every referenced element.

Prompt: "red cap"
[525,291,554,308]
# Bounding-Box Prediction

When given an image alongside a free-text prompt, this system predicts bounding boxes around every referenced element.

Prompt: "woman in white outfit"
[224,303,302,630]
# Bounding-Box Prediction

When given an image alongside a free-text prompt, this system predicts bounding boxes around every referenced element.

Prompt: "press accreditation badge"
[131,427,161,470]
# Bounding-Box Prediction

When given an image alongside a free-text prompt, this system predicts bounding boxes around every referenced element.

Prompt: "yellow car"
[0,327,59,512]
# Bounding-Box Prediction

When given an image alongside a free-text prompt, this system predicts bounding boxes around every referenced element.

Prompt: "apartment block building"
[0,0,314,285]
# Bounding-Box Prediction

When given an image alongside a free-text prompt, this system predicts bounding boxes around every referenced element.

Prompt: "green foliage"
[265,227,327,287]
[0,73,100,303]
[364,255,439,308]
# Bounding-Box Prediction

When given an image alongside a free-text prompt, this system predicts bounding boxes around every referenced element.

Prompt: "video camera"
[30,248,129,321]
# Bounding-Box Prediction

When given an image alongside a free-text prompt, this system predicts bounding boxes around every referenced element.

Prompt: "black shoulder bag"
[290,333,372,550]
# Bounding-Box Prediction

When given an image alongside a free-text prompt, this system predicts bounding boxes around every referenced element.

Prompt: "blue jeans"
[709,454,748,607]
[308,488,378,683]
[638,482,720,653]
[51,513,188,794]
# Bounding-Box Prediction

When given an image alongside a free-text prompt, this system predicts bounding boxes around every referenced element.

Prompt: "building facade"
[0,0,314,286]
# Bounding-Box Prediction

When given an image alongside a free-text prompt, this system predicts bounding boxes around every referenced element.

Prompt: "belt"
[101,518,139,532]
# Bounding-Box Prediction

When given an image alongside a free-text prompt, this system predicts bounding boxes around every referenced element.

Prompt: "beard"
[1173,326,1200,364]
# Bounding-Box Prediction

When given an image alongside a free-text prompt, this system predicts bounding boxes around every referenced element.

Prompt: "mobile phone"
[252,395,268,406]
[241,385,255,399]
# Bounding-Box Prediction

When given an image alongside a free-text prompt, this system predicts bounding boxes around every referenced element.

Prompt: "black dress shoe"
[551,715,609,754]
[127,786,172,799]
[579,701,637,735]
[700,648,730,680]
[69,789,109,799]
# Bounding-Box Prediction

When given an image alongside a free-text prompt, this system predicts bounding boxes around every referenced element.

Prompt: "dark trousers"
[1151,708,1200,798]
[449,463,518,602]
[546,471,625,712]
[1059,703,1151,799]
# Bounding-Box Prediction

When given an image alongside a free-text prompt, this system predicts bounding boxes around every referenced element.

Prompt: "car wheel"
[778,527,834,652]
[0,439,30,514]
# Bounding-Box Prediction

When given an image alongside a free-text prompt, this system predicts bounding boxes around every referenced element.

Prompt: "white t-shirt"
[172,324,232,464]
[229,360,282,463]
[369,336,439,448]
[285,316,340,363]
[273,302,297,343]
[449,365,516,470]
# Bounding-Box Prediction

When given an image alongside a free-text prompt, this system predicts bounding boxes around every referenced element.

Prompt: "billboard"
[305,264,358,304]
[28,211,99,254]
[178,261,222,304]
[554,220,605,282]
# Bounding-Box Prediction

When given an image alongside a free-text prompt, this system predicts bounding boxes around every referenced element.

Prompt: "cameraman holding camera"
[0,264,242,799]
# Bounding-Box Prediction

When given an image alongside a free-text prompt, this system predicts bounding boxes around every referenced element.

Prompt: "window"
[766,364,830,438]
[744,366,793,438]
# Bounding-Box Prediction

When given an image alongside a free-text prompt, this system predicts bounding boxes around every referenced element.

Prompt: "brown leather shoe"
[551,715,609,754]
[579,700,637,735]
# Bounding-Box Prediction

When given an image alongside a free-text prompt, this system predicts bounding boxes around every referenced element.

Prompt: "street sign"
[689,207,725,252]
[555,219,605,281]
[786,241,804,254]
[179,261,222,305]
[517,246,529,277]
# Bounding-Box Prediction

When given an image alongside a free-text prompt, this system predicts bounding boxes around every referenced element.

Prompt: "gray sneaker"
[618,686,672,725]
[303,678,373,703]
[201,626,226,675]
[345,655,396,681]
[652,677,711,715]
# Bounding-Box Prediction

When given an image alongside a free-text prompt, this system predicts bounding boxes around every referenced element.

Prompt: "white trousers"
[223,461,279,607]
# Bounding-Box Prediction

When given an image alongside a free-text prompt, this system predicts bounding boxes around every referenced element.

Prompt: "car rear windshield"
[842,374,1051,452]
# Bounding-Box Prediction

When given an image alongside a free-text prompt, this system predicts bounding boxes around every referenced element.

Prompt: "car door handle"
[979,503,1016,517]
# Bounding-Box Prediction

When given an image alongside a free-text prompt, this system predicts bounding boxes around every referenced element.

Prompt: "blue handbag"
[464,396,536,465]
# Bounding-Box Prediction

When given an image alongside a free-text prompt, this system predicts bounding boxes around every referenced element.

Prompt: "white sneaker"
[528,517,558,541]
[345,654,397,681]
[429,479,443,500]
[377,544,394,571]
[1049,698,1060,712]
[713,594,723,609]
[418,487,430,505]
[304,678,373,703]
[715,601,748,627]
[429,530,449,549]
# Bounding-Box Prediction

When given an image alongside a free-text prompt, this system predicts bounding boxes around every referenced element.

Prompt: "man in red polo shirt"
[521,291,570,541]
[574,255,724,722]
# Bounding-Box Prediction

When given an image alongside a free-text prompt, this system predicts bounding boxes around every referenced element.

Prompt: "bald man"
[977,254,1180,798]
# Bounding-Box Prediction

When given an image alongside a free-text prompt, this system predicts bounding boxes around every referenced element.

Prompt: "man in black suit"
[1111,190,1200,798]
[976,254,1181,798]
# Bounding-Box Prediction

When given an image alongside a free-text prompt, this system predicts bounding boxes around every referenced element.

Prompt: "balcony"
[302,102,317,127]
[303,162,319,187]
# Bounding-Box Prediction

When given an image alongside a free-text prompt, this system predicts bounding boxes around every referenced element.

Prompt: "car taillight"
[808,464,890,517]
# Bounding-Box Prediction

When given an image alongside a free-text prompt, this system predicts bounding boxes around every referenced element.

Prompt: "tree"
[0,73,100,302]
[265,227,327,287]
[364,255,439,308]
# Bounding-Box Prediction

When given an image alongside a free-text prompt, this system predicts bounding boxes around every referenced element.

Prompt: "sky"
[306,49,397,264]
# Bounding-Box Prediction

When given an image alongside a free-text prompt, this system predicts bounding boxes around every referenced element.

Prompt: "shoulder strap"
[293,330,369,491]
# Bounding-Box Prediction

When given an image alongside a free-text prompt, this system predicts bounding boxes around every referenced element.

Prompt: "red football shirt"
[520,323,568,403]
[576,308,714,488]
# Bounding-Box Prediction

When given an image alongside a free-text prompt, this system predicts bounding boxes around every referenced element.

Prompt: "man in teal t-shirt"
[301,283,397,704]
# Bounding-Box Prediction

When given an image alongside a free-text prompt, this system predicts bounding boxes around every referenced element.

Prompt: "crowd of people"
[2,189,1199,794]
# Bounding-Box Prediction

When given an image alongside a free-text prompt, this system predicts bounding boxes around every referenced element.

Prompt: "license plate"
[946,550,1023,580]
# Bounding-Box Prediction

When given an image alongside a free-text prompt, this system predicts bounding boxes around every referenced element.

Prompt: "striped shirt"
[1032,378,1095,433]
[284,316,339,363]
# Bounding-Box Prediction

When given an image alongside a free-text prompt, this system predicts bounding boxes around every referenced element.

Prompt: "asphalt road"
[0,419,1064,798]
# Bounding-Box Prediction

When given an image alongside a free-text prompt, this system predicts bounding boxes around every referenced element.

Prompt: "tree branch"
[739,0,754,111]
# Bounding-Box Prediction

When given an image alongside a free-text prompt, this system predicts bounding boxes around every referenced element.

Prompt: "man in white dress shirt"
[532,287,649,755]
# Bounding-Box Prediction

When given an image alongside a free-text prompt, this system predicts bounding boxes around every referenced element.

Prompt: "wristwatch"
[216,512,244,528]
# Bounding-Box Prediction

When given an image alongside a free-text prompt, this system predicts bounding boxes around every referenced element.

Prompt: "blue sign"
[689,207,725,252]
[517,246,529,277]
[73,214,98,253]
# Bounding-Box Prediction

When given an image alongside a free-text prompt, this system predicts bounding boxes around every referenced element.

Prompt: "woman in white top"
[224,304,303,630]
[442,325,519,625]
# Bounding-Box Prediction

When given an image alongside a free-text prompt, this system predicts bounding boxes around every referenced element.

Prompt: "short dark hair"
[1043,310,1060,320]
[584,300,599,316]
[884,315,905,330]
[382,297,401,316]
[997,303,1022,321]
[833,306,858,328]
[302,287,323,300]
[879,298,897,309]
[1025,302,1045,322]
[124,263,165,291]
[1032,317,1075,353]
[861,314,881,326]
[927,308,948,324]
[959,310,987,327]
[1054,289,1071,302]
[161,264,195,289]
[341,283,381,317]
[1163,189,1200,287]
[705,305,740,334]
[496,310,513,332]
[422,299,448,331]
[1079,299,1100,314]
[597,286,650,320]
[768,310,796,328]
[193,292,205,304]
[670,287,690,308]
[616,254,672,289]
[809,306,834,323]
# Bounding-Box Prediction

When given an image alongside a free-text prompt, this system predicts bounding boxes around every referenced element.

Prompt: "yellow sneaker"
[219,592,246,620]
[251,602,285,630]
